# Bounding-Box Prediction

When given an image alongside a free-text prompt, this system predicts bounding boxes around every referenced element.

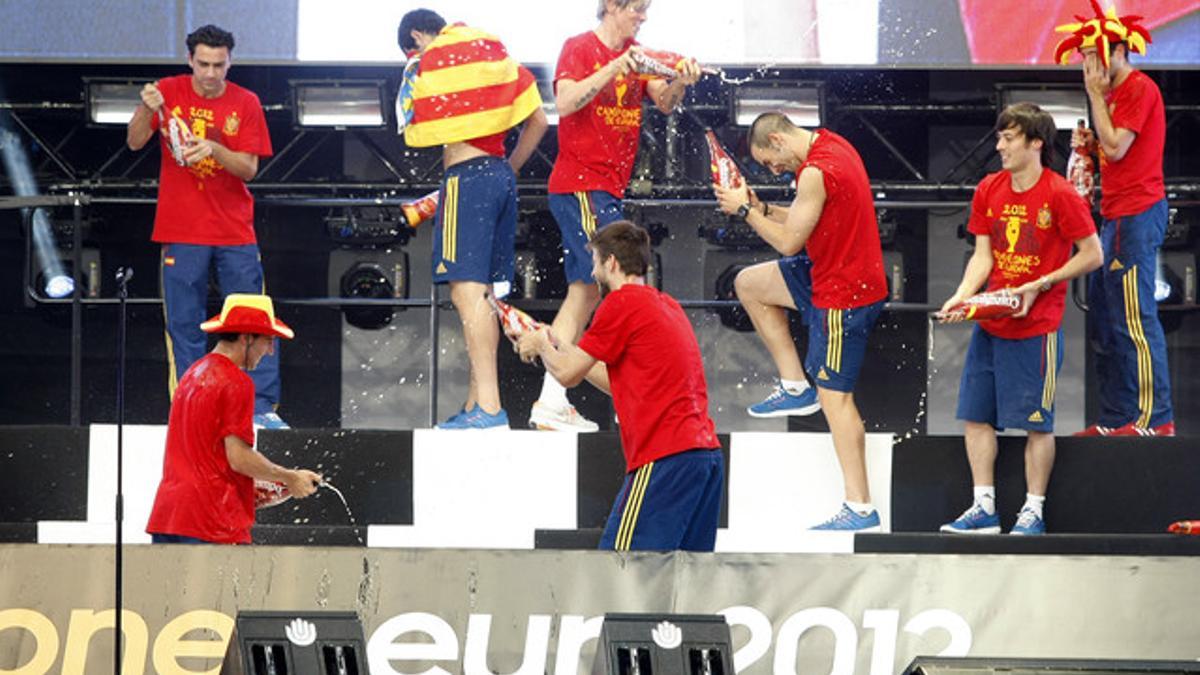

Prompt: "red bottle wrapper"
[163,110,195,167]
[1168,520,1200,535]
[254,480,291,510]
[487,293,544,343]
[400,190,439,228]
[630,48,716,80]
[705,130,744,189]
[938,290,1021,321]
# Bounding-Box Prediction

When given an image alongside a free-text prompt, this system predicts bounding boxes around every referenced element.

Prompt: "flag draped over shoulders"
[402,23,541,148]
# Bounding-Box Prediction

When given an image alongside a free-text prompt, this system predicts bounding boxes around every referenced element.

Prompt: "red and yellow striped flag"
[403,23,542,148]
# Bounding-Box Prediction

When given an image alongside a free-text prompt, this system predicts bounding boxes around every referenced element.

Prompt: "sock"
[845,500,874,515]
[973,486,996,514]
[538,372,570,407]
[1022,493,1046,519]
[780,378,809,395]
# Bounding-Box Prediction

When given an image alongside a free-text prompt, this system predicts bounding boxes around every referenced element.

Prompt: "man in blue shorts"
[939,103,1101,535]
[397,9,548,428]
[529,0,701,431]
[517,221,723,550]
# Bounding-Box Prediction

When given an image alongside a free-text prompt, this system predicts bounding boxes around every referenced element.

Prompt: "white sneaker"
[529,401,599,432]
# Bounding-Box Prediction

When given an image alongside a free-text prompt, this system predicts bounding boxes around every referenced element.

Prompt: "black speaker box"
[221,610,368,675]
[593,613,733,675]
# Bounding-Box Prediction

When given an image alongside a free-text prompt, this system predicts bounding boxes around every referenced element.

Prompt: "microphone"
[115,267,134,286]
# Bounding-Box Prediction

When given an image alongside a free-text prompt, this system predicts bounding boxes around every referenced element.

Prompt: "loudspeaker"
[593,613,733,675]
[221,610,369,675]
[903,656,1200,675]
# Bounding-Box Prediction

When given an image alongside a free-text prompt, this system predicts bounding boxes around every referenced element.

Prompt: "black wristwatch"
[736,202,752,220]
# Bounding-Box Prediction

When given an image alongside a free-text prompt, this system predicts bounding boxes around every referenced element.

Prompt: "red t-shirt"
[146,352,257,544]
[150,75,273,246]
[968,169,1096,339]
[797,130,888,309]
[548,31,648,198]
[466,131,507,158]
[1098,69,1166,219]
[577,284,720,472]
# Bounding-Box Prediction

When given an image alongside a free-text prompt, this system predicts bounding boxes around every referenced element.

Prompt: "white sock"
[973,486,996,514]
[780,378,809,395]
[1022,493,1046,519]
[538,372,570,407]
[845,500,874,515]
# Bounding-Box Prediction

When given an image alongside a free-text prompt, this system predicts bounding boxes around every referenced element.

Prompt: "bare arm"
[645,58,700,114]
[939,235,994,321]
[1010,232,1103,317]
[224,435,322,498]
[753,167,825,255]
[126,83,162,151]
[1083,54,1137,161]
[555,50,635,117]
[507,106,549,173]
[185,140,260,182]
[518,328,609,391]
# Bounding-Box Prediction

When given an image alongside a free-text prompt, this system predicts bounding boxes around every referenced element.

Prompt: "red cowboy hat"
[200,294,294,339]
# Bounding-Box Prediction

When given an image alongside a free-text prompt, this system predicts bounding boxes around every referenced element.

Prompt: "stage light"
[1,128,76,298]
[997,84,1086,131]
[84,79,143,125]
[328,247,408,331]
[293,80,386,128]
[733,84,822,127]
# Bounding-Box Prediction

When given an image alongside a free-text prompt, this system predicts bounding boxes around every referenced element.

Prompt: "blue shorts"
[599,448,724,552]
[779,255,883,393]
[548,190,625,284]
[956,326,1063,433]
[433,157,516,285]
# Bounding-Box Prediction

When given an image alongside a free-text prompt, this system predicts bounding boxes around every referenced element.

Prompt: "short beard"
[596,279,611,299]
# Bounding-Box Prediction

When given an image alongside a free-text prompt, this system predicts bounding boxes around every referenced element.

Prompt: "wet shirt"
[1099,69,1166,219]
[796,130,888,309]
[969,169,1096,339]
[150,75,272,246]
[578,284,720,472]
[548,31,648,198]
[146,353,257,543]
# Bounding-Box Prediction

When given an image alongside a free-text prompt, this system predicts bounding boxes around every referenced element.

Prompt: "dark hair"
[186,25,235,55]
[215,332,243,342]
[398,9,446,53]
[996,102,1056,167]
[590,220,651,277]
[748,112,799,148]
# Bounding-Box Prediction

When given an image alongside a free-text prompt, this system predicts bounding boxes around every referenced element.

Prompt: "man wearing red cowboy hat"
[147,294,322,544]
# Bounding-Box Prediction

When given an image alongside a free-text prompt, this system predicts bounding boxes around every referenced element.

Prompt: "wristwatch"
[736,202,752,220]
[1039,276,1053,292]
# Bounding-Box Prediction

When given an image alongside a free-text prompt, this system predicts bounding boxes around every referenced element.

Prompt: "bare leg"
[818,387,869,503]
[735,262,805,381]
[1024,430,1055,496]
[551,281,600,344]
[964,421,998,487]
[449,281,501,414]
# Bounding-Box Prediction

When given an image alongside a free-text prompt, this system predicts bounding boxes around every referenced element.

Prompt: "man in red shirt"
[714,113,888,531]
[530,0,702,433]
[1071,26,1175,437]
[517,221,723,551]
[939,103,1102,535]
[126,25,285,429]
[147,294,321,544]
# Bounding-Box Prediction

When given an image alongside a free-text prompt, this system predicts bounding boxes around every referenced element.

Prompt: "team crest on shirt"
[1036,204,1052,230]
[223,112,240,136]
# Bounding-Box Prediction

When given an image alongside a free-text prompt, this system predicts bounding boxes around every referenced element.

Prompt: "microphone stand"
[114,266,132,674]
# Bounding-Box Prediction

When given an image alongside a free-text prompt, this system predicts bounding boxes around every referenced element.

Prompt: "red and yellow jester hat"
[1054,0,1152,69]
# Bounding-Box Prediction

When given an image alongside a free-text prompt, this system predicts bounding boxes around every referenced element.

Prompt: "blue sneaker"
[940,502,1000,534]
[436,405,510,429]
[1009,507,1046,535]
[253,412,290,430]
[747,384,821,418]
[810,504,881,531]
